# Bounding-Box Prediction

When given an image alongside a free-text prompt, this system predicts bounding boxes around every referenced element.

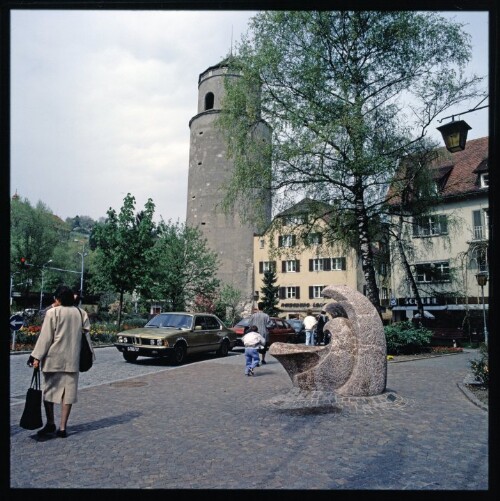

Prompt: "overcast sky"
[10,9,489,224]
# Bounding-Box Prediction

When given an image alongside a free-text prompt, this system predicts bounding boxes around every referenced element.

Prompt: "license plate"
[127,346,139,352]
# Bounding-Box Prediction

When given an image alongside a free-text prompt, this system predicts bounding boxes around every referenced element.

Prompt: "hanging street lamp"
[436,119,472,153]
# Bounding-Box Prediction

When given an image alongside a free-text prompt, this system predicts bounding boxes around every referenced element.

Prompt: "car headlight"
[118,335,127,343]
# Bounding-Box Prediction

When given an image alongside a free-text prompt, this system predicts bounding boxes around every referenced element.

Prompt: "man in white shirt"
[303,310,317,346]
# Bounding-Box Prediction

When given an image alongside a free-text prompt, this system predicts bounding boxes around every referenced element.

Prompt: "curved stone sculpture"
[269,285,387,396]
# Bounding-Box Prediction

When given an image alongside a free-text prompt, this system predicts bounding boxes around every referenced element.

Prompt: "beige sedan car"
[114,312,237,364]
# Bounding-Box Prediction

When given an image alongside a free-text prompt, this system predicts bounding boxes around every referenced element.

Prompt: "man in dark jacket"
[316,310,328,345]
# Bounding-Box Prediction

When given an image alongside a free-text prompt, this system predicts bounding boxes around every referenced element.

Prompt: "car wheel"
[123,351,139,362]
[216,340,230,357]
[172,343,187,365]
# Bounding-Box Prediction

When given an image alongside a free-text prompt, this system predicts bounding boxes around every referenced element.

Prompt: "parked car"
[231,316,301,345]
[287,318,306,344]
[114,312,237,364]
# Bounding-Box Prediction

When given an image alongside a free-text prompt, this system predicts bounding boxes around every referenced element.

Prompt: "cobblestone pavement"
[9,349,489,491]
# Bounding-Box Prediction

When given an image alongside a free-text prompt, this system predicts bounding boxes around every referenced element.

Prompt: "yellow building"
[253,198,391,319]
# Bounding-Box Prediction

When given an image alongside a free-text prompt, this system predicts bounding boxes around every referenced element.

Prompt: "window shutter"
[279,287,286,299]
[282,261,286,273]
[296,287,300,299]
[439,215,448,234]
[296,260,300,272]
[272,261,277,272]
[341,257,346,270]
[291,235,296,246]
[412,218,419,237]
[309,286,313,299]
[259,262,263,274]
[318,233,323,244]
[323,258,331,271]
[309,259,313,271]
[278,236,283,247]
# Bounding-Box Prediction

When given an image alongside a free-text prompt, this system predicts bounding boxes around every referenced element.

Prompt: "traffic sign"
[10,314,24,331]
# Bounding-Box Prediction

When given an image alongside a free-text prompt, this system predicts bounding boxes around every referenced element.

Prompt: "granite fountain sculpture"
[269,285,387,397]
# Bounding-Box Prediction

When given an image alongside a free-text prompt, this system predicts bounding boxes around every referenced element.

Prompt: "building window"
[204,92,214,110]
[282,260,300,273]
[259,261,276,273]
[278,234,296,247]
[412,214,448,237]
[309,257,346,271]
[309,285,325,299]
[259,239,265,249]
[279,286,300,299]
[282,214,306,226]
[306,232,323,245]
[480,173,489,188]
[415,261,450,283]
[472,209,489,240]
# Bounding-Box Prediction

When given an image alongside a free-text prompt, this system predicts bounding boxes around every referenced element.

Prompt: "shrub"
[469,343,489,385]
[384,320,433,355]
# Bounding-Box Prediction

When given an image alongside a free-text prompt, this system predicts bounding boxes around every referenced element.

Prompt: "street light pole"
[75,240,88,306]
[39,260,53,311]
[476,272,488,346]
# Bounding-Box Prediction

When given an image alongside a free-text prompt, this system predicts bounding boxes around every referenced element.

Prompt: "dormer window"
[204,92,214,111]
[480,173,489,188]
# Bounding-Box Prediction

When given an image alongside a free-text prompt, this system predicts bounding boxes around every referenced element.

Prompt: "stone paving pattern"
[9,350,488,490]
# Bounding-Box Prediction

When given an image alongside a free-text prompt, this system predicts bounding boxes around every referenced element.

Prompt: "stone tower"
[186,58,271,303]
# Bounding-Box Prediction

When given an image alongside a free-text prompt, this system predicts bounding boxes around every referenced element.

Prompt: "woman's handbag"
[19,368,43,430]
[77,307,94,372]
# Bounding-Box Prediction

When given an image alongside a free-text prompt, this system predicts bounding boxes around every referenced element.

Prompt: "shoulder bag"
[76,307,94,372]
[19,368,43,430]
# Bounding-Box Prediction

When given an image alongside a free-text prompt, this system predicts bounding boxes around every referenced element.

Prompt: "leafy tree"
[259,268,280,316]
[213,284,243,325]
[146,221,220,311]
[89,193,157,328]
[10,196,71,298]
[217,11,484,314]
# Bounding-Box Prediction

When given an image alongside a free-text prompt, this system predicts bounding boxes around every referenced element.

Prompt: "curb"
[457,382,488,411]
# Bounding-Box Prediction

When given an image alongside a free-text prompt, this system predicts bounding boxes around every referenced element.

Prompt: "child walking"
[242,325,266,376]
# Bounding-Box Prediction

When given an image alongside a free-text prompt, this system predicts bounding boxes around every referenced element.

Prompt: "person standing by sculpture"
[315,310,328,345]
[249,302,270,364]
[303,310,317,346]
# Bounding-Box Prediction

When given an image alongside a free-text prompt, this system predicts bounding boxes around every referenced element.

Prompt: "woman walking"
[28,285,92,438]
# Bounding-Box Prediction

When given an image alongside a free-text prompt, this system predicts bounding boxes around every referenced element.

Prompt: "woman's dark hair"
[249,325,259,332]
[54,285,75,306]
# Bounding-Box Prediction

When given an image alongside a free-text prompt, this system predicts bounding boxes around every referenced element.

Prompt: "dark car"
[114,312,237,364]
[287,318,306,344]
[231,316,300,346]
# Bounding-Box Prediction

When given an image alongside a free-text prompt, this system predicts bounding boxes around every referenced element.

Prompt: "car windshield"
[145,313,193,329]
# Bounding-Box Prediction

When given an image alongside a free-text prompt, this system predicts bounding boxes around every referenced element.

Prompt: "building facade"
[186,58,272,303]
[389,137,489,339]
[253,198,391,319]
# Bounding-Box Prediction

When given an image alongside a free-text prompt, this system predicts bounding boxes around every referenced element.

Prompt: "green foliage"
[384,320,433,355]
[89,194,157,327]
[213,284,243,325]
[146,220,220,311]
[260,268,280,316]
[469,344,489,385]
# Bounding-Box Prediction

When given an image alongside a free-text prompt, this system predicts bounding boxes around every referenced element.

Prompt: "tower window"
[204,92,214,110]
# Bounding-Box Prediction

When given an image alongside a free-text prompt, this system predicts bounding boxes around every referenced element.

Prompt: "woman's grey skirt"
[42,372,79,404]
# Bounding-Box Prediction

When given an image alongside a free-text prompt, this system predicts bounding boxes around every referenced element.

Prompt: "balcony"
[472,225,488,241]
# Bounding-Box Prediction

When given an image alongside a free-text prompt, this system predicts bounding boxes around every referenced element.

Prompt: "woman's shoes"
[37,423,56,437]
[56,429,67,438]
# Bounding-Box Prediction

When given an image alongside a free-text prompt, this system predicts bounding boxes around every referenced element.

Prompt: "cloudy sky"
[10,9,489,224]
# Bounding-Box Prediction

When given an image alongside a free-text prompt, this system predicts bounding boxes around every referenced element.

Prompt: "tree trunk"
[354,190,381,316]
[117,289,124,330]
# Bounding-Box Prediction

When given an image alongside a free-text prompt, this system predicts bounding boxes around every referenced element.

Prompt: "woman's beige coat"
[32,306,92,373]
